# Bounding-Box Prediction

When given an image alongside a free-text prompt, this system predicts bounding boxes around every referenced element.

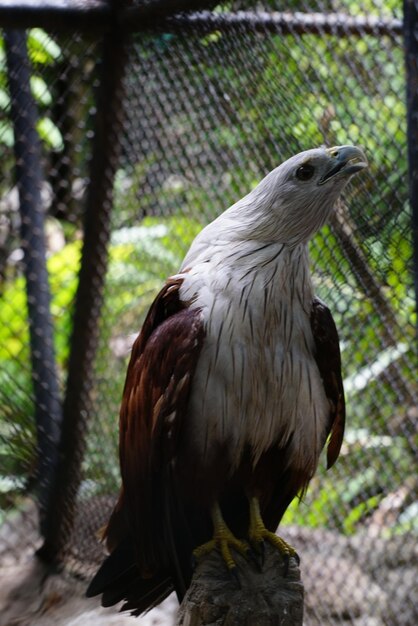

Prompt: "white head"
[228,145,367,244]
[182,145,367,267]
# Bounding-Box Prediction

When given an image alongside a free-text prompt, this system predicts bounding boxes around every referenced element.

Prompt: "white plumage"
[180,239,328,472]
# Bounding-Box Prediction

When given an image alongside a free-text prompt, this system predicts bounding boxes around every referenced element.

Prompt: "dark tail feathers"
[86,538,174,615]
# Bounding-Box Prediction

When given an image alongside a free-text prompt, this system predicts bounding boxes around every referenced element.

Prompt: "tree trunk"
[177,543,303,626]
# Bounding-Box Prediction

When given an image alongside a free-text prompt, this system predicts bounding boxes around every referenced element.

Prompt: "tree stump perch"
[177,542,304,626]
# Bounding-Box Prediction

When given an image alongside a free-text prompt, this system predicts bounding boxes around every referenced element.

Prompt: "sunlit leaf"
[36,117,64,150]
[343,495,381,534]
[0,120,14,146]
[0,87,10,110]
[30,75,52,105]
[28,28,61,64]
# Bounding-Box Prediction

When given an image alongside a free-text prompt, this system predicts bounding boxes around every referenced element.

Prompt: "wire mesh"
[0,27,101,557]
[0,1,417,625]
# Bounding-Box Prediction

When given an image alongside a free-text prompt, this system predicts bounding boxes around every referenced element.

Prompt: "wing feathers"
[104,276,204,580]
[310,297,345,468]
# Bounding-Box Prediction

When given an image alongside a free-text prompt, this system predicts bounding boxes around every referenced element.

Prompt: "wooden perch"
[177,543,303,626]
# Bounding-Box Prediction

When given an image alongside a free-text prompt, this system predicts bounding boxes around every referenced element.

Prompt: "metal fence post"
[37,20,129,564]
[404,0,418,319]
[4,30,63,534]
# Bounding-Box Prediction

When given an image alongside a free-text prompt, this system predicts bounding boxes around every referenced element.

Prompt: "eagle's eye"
[296,164,315,181]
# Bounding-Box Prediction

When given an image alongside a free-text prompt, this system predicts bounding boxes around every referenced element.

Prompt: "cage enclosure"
[0,1,416,625]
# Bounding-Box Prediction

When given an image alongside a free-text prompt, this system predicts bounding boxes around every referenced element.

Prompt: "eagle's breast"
[179,242,330,477]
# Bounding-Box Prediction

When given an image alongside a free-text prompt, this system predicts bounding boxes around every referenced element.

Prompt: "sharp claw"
[294,552,301,566]
[229,566,241,589]
[283,553,290,576]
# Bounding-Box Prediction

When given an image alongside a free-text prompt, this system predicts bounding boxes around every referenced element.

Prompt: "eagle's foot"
[193,523,248,572]
[252,530,300,573]
[193,502,248,575]
[248,496,299,572]
[250,527,298,561]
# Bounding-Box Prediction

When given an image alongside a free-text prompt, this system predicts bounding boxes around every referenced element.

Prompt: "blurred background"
[0,1,416,624]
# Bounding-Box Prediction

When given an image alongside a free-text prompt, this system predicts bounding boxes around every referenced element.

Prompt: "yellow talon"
[248,497,299,562]
[193,502,248,571]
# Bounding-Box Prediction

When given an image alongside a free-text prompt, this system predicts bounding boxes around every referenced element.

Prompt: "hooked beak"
[318,145,368,185]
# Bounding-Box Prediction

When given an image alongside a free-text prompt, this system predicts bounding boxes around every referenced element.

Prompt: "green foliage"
[0,240,80,370]
[27,28,61,64]
[0,240,80,500]
[0,358,36,515]
[282,429,414,536]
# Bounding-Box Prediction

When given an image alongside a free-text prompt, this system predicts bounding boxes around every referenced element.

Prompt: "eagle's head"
[182,145,367,268]
[248,144,368,244]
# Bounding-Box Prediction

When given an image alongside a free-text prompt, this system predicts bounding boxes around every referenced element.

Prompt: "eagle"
[87,145,367,614]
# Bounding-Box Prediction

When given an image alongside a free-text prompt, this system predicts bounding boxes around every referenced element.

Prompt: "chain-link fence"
[0,1,417,624]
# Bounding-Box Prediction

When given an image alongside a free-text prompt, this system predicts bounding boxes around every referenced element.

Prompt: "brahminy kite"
[87,145,367,614]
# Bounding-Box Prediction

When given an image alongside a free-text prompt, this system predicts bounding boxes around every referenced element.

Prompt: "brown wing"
[104,276,204,577]
[310,297,345,469]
